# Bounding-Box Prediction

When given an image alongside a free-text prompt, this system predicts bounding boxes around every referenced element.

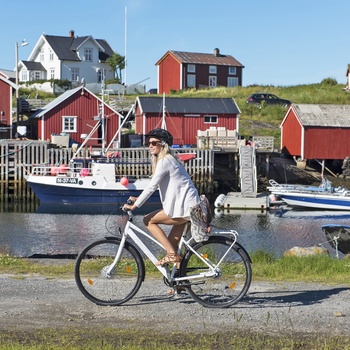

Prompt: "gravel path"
[1,272,349,335]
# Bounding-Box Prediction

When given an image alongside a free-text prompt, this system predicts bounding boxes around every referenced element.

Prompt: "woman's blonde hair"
[151,143,175,174]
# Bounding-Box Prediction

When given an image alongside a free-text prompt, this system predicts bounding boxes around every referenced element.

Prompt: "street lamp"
[15,39,28,132]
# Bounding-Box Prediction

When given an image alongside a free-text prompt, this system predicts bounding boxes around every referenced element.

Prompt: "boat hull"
[27,175,160,205]
[275,192,350,210]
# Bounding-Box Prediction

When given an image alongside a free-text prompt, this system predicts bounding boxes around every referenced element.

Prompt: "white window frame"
[187,64,196,73]
[227,77,239,87]
[49,50,54,61]
[62,116,77,133]
[209,65,217,74]
[21,70,27,81]
[50,68,55,80]
[229,67,236,75]
[204,115,218,124]
[209,76,217,88]
[187,74,196,88]
[84,48,93,62]
[71,68,79,81]
[39,50,44,62]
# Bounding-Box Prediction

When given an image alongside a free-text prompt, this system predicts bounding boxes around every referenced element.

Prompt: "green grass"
[1,328,350,350]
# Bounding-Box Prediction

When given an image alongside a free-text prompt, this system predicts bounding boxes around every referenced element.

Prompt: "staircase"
[239,145,257,197]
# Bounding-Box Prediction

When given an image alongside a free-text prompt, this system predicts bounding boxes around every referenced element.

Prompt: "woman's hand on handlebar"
[122,196,138,212]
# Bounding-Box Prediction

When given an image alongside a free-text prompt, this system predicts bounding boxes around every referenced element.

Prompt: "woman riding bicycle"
[123,128,200,266]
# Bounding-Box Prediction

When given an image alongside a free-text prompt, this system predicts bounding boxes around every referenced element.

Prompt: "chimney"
[69,30,75,38]
[214,48,220,57]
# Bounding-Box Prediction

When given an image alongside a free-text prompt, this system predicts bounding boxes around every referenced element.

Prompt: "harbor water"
[1,203,350,259]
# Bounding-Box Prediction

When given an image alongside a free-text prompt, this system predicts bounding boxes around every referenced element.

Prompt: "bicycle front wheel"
[180,236,252,308]
[75,238,145,306]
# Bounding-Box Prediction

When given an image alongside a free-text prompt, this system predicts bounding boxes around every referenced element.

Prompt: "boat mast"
[161,92,167,129]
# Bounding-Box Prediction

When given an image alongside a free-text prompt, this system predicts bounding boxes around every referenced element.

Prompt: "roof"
[290,104,350,128]
[156,49,244,67]
[30,86,122,119]
[20,61,46,71]
[0,69,16,79]
[42,34,114,61]
[136,97,241,115]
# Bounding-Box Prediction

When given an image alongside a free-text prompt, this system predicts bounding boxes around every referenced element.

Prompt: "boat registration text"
[56,178,79,184]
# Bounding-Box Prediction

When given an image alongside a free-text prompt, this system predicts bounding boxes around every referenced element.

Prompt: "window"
[227,77,239,87]
[39,51,44,62]
[209,65,217,74]
[49,50,54,61]
[34,71,41,80]
[21,70,27,81]
[62,116,77,132]
[209,76,217,88]
[229,67,236,75]
[187,74,196,88]
[187,64,196,73]
[204,115,218,123]
[50,69,55,80]
[84,48,93,62]
[71,68,79,81]
[97,69,105,83]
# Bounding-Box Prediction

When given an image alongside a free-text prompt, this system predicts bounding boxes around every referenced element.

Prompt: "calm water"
[1,203,350,259]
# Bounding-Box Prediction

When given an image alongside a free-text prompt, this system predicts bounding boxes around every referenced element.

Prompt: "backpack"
[189,195,212,242]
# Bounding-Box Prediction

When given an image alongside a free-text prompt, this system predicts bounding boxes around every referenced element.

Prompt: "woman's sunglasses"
[145,141,162,147]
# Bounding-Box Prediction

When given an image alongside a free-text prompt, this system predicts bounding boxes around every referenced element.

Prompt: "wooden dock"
[0,140,214,202]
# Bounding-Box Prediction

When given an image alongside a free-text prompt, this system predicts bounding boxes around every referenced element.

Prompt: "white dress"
[134,154,200,218]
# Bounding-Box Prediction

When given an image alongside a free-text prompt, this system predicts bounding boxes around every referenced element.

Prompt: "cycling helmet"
[145,128,173,146]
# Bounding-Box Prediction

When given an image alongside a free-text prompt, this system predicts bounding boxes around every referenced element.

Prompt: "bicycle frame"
[105,211,239,285]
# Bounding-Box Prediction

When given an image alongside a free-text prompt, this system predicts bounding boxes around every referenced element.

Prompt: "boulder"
[284,246,329,257]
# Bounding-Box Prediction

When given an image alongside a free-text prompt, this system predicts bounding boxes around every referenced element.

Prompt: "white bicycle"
[75,205,252,308]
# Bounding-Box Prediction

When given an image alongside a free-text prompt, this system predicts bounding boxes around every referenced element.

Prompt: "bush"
[321,77,338,86]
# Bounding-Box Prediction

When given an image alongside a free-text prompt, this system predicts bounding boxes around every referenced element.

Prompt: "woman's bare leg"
[143,210,187,253]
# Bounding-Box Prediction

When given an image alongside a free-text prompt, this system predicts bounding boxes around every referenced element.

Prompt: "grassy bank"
[1,251,349,284]
[1,328,350,350]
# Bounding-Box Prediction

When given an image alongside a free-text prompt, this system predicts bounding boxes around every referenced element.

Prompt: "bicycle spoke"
[180,237,251,308]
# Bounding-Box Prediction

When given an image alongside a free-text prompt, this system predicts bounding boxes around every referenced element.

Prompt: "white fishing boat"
[322,224,350,255]
[267,178,350,211]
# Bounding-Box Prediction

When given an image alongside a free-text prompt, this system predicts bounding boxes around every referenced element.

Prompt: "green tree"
[106,52,125,83]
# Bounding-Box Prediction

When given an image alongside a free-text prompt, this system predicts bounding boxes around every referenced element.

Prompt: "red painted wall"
[135,108,238,145]
[38,90,120,146]
[0,79,11,126]
[158,55,181,94]
[304,127,350,159]
[281,109,302,156]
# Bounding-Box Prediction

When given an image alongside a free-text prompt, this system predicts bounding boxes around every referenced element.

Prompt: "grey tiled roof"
[21,61,46,71]
[137,97,240,114]
[293,104,350,127]
[43,35,114,61]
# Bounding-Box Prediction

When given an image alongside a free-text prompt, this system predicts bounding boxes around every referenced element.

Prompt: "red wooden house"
[281,104,350,160]
[30,85,123,147]
[156,48,244,94]
[134,96,240,145]
[0,75,18,139]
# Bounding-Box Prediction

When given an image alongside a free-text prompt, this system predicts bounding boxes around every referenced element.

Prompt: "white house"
[17,30,115,85]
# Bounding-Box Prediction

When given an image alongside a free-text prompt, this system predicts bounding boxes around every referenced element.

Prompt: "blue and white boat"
[267,178,350,211]
[26,158,160,206]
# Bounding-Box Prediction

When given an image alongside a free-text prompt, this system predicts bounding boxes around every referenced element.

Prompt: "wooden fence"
[0,141,214,202]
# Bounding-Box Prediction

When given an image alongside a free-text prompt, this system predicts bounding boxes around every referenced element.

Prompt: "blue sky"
[1,0,349,90]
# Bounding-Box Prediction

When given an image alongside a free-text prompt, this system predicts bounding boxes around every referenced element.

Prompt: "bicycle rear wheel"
[75,238,145,306]
[180,236,252,308]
